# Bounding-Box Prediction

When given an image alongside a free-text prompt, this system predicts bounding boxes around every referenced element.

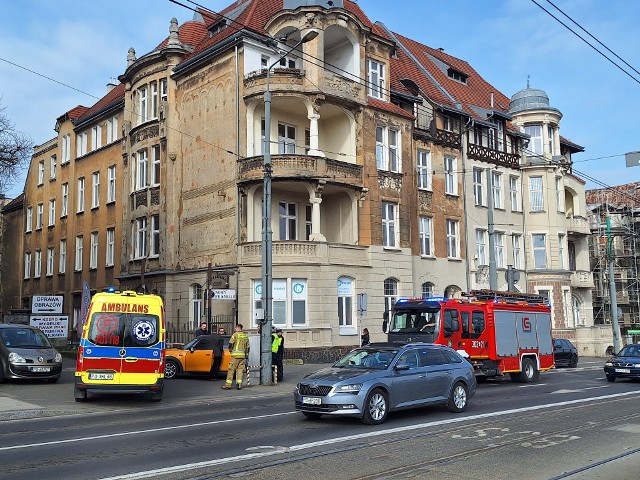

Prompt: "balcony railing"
[237,155,363,187]
[566,215,590,235]
[467,143,520,168]
[239,241,370,267]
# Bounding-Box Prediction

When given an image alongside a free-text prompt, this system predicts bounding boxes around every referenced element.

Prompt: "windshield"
[333,347,399,370]
[0,328,53,348]
[390,310,440,335]
[618,345,640,357]
[88,312,160,347]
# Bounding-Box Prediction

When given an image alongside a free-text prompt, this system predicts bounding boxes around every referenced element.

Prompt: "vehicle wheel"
[606,374,616,382]
[362,388,388,425]
[0,364,5,384]
[447,382,468,413]
[164,360,179,379]
[74,388,87,402]
[518,358,539,383]
[302,412,323,420]
[47,376,60,384]
[569,354,578,368]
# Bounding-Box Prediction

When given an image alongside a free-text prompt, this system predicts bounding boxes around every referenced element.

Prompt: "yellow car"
[164,335,231,379]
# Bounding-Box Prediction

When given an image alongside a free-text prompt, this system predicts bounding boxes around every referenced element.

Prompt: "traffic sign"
[31,295,64,314]
[211,289,236,300]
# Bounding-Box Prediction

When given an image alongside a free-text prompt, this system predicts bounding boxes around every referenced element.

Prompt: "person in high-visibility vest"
[222,324,250,390]
[271,328,284,382]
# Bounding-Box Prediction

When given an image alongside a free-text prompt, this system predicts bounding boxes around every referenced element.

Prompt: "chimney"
[107,80,117,93]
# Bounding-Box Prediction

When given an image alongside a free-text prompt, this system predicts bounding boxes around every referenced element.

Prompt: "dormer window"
[208,21,226,37]
[447,68,468,84]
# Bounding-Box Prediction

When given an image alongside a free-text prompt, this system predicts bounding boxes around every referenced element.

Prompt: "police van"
[74,290,166,402]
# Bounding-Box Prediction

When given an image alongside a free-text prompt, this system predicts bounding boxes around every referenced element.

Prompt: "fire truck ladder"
[466,289,546,304]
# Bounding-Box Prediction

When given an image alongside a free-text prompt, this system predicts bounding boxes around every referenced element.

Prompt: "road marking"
[96,390,640,480]
[519,383,547,388]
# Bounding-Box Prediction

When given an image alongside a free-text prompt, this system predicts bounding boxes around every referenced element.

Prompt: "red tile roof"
[368,97,415,120]
[586,181,640,207]
[76,83,125,124]
[155,20,209,50]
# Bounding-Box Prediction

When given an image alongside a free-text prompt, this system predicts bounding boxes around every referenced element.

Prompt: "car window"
[619,345,640,357]
[397,350,419,368]
[0,328,51,348]
[419,349,447,366]
[334,348,398,369]
[88,312,160,347]
[440,349,463,364]
[194,338,212,350]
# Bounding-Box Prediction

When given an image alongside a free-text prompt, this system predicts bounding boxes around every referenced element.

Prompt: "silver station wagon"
[294,342,476,425]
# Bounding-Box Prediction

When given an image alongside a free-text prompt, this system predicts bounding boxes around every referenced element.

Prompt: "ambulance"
[74,290,166,402]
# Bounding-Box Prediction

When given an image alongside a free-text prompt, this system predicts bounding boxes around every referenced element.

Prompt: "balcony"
[244,68,306,98]
[467,143,520,168]
[237,155,363,187]
[566,215,590,235]
[239,241,370,267]
[321,71,363,105]
[570,271,594,288]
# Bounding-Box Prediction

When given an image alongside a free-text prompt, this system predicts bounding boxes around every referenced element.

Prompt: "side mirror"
[382,319,388,333]
[189,347,195,353]
[394,363,410,371]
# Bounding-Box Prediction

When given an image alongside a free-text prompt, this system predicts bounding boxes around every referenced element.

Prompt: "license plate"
[89,372,114,380]
[302,397,321,405]
[615,368,631,373]
[31,367,50,373]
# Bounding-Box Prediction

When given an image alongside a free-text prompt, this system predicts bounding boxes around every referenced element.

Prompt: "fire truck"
[382,290,554,382]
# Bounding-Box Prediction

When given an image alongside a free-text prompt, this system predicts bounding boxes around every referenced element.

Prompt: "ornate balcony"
[566,215,590,235]
[570,270,595,288]
[243,68,306,98]
[239,241,370,267]
[467,143,520,168]
[237,155,363,187]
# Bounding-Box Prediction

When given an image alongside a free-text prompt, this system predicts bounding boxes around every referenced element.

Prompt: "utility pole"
[607,213,623,352]
[207,263,212,331]
[487,168,497,290]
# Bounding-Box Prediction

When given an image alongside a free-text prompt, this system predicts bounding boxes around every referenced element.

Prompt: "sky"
[1,0,639,198]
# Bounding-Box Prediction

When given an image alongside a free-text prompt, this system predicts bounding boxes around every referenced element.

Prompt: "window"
[38,160,45,185]
[532,234,547,269]
[495,232,505,268]
[383,278,397,313]
[417,149,432,190]
[529,176,543,211]
[252,278,308,327]
[305,205,312,240]
[512,234,523,270]
[277,123,296,154]
[191,284,203,327]
[447,68,468,83]
[419,216,433,256]
[134,217,147,259]
[76,132,88,157]
[337,276,354,327]
[509,176,521,212]
[492,171,503,209]
[91,125,102,150]
[488,127,496,150]
[75,236,83,271]
[473,168,485,206]
[496,121,504,152]
[446,220,459,258]
[90,232,98,269]
[151,82,159,119]
[92,172,100,208]
[61,183,69,217]
[26,207,32,232]
[524,124,543,155]
[151,145,160,186]
[556,177,563,212]
[24,252,31,279]
[77,177,85,213]
[136,149,148,190]
[475,229,487,265]
[558,234,566,269]
[107,166,116,203]
[422,282,434,298]
[46,248,54,276]
[34,251,42,278]
[61,134,71,163]
[548,125,555,155]
[382,202,398,248]
[151,215,160,256]
[376,126,401,172]
[160,78,168,102]
[59,240,66,273]
[48,199,55,226]
[444,156,457,195]
[107,116,118,144]
[138,86,148,124]
[279,202,298,240]
[50,155,57,179]
[367,59,385,99]
[36,203,43,229]
[106,228,115,267]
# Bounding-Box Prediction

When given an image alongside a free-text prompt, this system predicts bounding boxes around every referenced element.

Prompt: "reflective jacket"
[272,333,283,353]
[229,332,250,358]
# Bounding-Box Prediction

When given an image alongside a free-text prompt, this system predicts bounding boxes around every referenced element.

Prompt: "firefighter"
[222,324,250,390]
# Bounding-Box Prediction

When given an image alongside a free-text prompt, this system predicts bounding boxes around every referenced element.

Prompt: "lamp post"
[260,29,319,385]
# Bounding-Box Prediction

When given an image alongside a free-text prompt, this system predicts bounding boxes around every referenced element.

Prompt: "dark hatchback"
[604,344,640,382]
[0,324,63,383]
[553,338,578,368]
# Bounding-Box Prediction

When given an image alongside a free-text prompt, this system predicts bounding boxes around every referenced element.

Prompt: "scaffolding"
[586,182,640,332]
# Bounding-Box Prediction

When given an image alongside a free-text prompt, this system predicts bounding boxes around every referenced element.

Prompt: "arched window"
[444,285,461,299]
[384,278,398,312]
[190,283,203,329]
[421,282,434,298]
[572,295,582,326]
[337,276,354,328]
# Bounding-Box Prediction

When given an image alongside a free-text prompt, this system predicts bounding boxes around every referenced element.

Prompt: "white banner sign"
[212,289,236,300]
[30,315,69,338]
[31,295,64,314]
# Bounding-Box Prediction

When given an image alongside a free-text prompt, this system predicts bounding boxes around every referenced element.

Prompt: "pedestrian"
[361,327,370,347]
[222,324,250,390]
[195,321,208,337]
[208,331,224,381]
[271,327,284,382]
[276,328,284,382]
[218,327,227,335]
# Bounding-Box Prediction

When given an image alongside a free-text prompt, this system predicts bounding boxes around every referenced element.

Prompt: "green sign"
[627,330,640,334]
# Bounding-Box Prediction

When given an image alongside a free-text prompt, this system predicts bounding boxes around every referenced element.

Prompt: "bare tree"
[0,103,32,195]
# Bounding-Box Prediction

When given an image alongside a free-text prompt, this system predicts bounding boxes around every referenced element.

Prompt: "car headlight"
[55,352,63,363]
[633,364,640,368]
[605,362,613,367]
[334,383,363,394]
[8,352,26,363]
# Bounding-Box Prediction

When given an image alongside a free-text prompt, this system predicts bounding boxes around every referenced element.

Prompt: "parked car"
[0,324,63,383]
[164,335,230,379]
[294,342,476,425]
[604,343,640,382]
[553,338,579,368]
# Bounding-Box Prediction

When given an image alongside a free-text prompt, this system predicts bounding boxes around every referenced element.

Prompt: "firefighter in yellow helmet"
[222,324,250,390]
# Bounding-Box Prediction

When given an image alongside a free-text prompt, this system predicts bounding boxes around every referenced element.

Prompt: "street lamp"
[260,29,319,385]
